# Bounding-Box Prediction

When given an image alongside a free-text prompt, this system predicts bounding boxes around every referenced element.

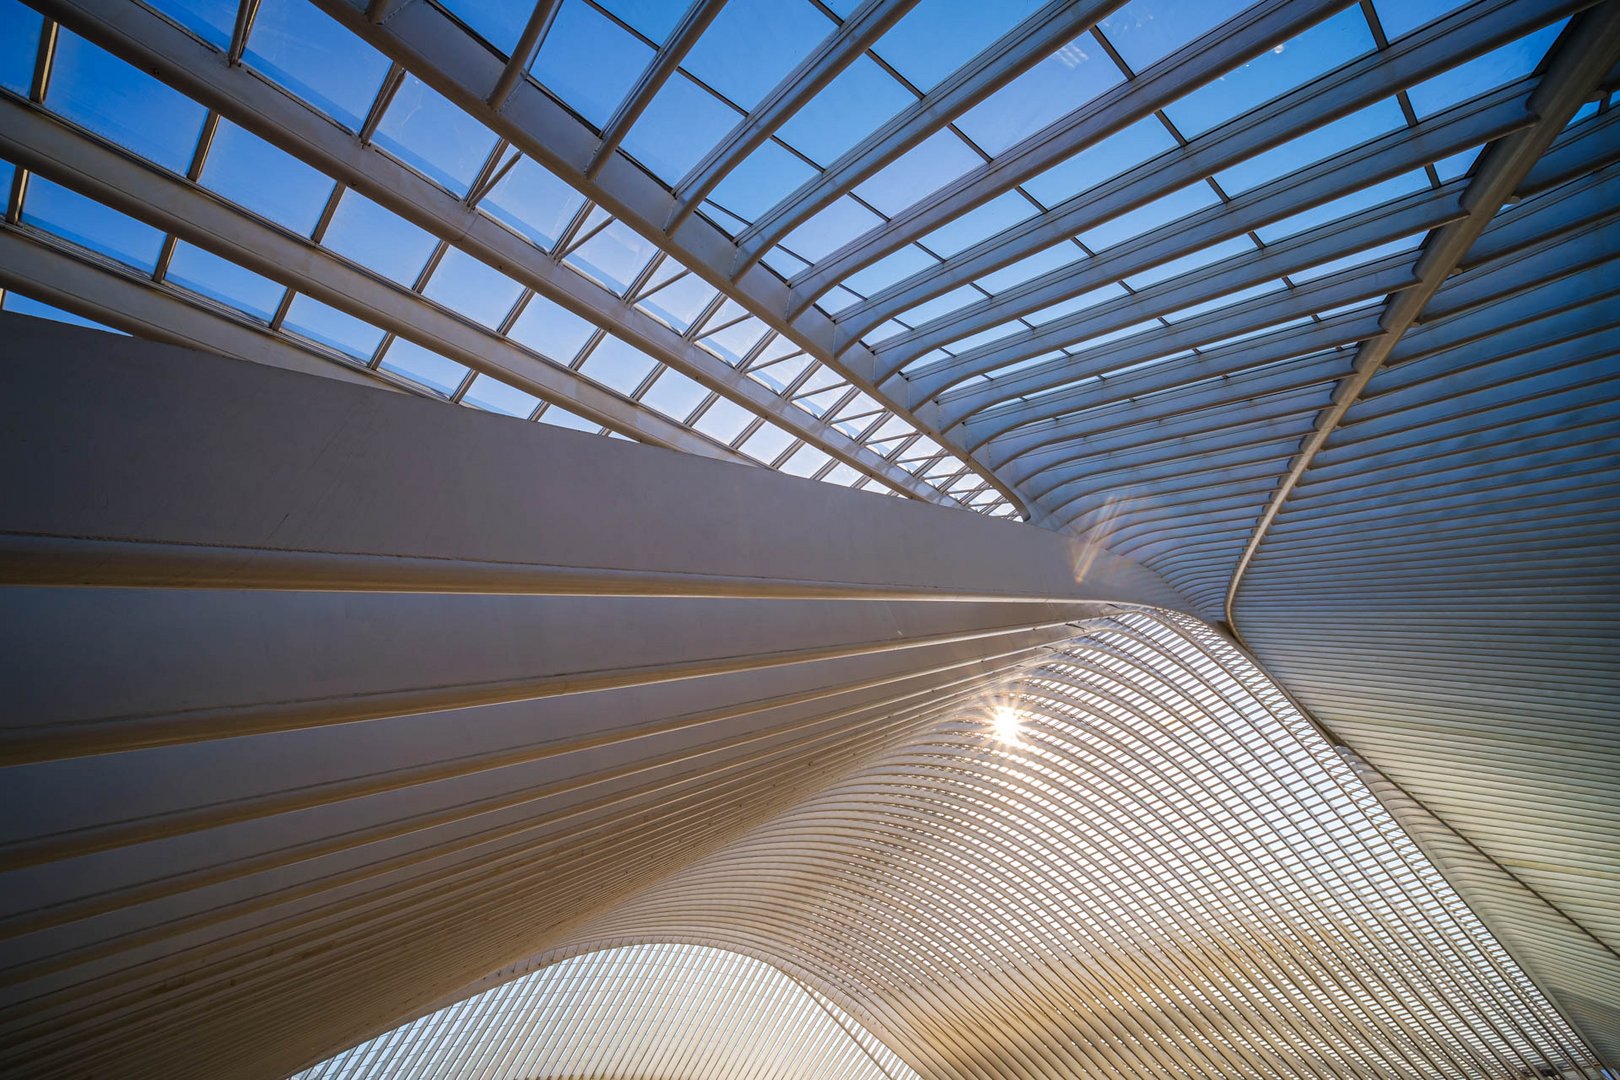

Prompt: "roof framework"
[0,0,1616,1074]
[290,612,1605,1080]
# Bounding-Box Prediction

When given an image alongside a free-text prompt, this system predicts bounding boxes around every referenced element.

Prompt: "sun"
[991,705,1023,745]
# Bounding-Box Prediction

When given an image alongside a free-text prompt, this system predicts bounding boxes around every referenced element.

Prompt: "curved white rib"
[292,943,918,1080]
[300,611,1603,1080]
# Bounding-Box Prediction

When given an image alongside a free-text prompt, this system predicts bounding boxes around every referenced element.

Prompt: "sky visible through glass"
[0,0,1590,523]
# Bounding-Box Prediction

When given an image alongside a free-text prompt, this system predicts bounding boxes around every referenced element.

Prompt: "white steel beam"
[1224,0,1620,629]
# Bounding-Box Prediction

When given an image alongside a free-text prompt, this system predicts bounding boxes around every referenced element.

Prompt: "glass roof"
[0,0,1598,538]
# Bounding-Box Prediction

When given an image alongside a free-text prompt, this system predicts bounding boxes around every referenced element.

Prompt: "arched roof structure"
[0,0,1615,1076]
[296,613,1604,1080]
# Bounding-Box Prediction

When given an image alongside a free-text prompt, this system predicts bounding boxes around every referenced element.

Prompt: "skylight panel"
[377,338,468,396]
[680,0,831,113]
[1159,280,1279,324]
[321,190,439,286]
[840,244,936,298]
[747,352,813,393]
[919,189,1037,258]
[373,75,500,196]
[620,74,741,184]
[165,242,286,321]
[532,0,653,129]
[1,290,122,333]
[1213,98,1408,195]
[1098,0,1248,71]
[1369,0,1469,42]
[781,196,884,263]
[596,0,686,44]
[635,272,719,333]
[436,0,532,55]
[46,30,206,174]
[777,56,914,167]
[1430,146,1480,183]
[1289,232,1422,283]
[954,35,1122,157]
[1023,115,1177,208]
[1123,235,1255,290]
[422,248,525,329]
[23,178,165,272]
[141,0,234,48]
[698,316,769,366]
[854,129,982,217]
[1075,182,1218,251]
[537,402,601,432]
[973,243,1083,295]
[564,217,659,294]
[637,368,711,421]
[873,0,1044,94]
[893,284,984,329]
[1,0,42,93]
[1163,7,1375,138]
[199,120,335,234]
[281,295,385,359]
[1253,170,1428,243]
[822,462,863,486]
[692,395,755,443]
[243,0,391,131]
[1406,21,1565,118]
[710,140,817,224]
[578,333,656,393]
[739,421,796,465]
[462,373,539,417]
[780,444,833,478]
[480,157,586,251]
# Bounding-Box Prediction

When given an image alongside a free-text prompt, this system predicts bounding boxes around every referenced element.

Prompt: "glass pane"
[508,292,597,363]
[1163,8,1374,138]
[373,75,499,195]
[1407,22,1563,118]
[47,30,207,173]
[0,0,42,95]
[245,0,391,130]
[166,241,286,320]
[200,119,334,234]
[621,74,741,184]
[481,157,585,251]
[422,248,525,329]
[681,0,830,113]
[638,368,711,420]
[778,56,914,167]
[463,373,540,417]
[377,337,468,395]
[955,36,1121,156]
[23,178,165,271]
[1099,0,1247,72]
[532,0,652,129]
[282,294,385,358]
[322,189,440,285]
[578,333,656,392]
[565,218,658,294]
[874,0,1043,94]
[145,0,236,48]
